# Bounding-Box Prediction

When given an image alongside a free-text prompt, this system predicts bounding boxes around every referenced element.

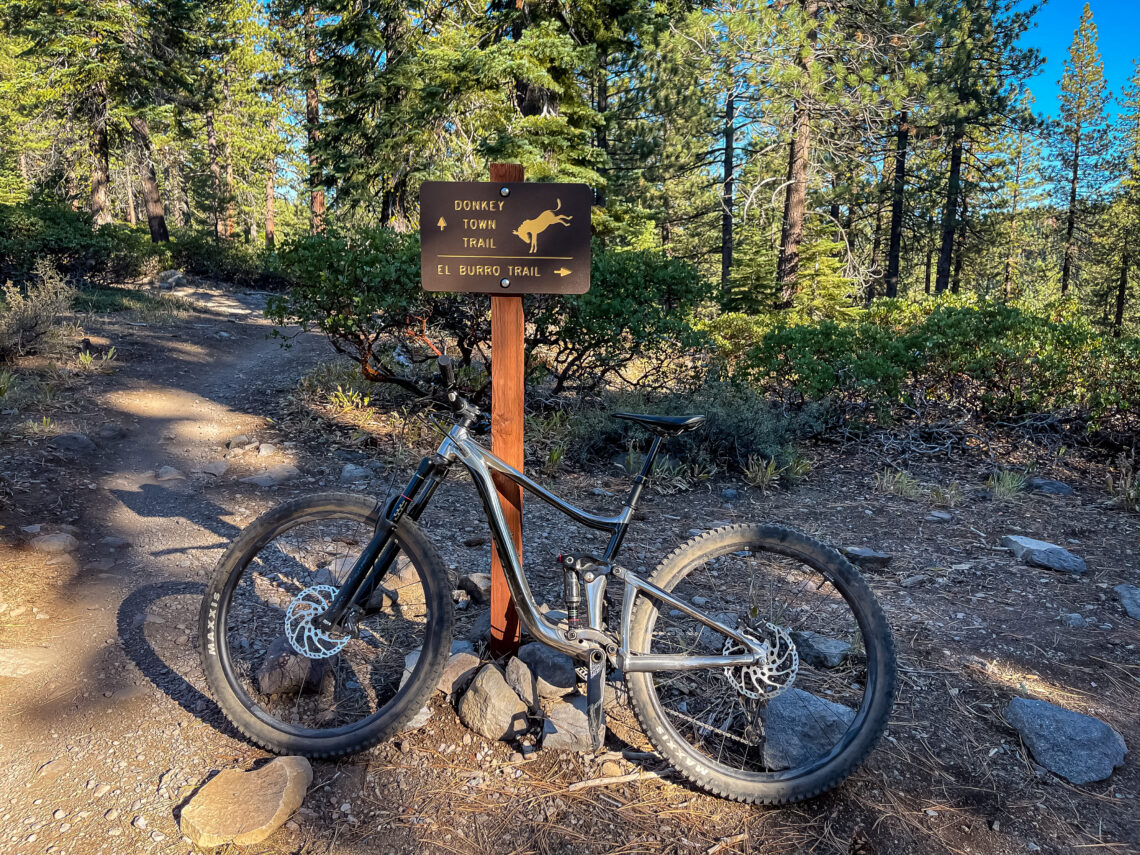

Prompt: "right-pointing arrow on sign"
[554,267,571,277]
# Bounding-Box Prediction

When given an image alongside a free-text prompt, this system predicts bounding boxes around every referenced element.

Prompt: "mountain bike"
[199,356,897,804]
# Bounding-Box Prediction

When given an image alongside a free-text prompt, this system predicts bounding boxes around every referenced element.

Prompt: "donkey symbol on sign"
[513,199,572,254]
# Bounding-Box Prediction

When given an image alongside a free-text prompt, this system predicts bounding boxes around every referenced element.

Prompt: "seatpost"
[623,435,661,513]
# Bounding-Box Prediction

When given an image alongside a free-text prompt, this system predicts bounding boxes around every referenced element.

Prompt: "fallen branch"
[567,769,672,792]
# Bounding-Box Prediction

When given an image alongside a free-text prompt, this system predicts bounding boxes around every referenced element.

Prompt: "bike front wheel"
[626,523,896,804]
[199,492,453,757]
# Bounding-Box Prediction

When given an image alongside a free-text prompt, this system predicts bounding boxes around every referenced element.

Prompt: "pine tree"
[1111,60,1140,335]
[1057,3,1111,296]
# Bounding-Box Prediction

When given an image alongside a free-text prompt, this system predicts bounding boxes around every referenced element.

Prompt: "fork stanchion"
[488,161,525,656]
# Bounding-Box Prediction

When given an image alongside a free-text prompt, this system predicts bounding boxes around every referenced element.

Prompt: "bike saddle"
[613,412,706,435]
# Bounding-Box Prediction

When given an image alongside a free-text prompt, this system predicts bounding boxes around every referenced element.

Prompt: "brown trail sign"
[420,167,592,655]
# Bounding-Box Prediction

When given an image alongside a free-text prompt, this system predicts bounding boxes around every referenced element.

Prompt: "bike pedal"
[585,652,606,751]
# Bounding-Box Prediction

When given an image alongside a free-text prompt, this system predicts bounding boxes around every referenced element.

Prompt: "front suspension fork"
[315,455,448,631]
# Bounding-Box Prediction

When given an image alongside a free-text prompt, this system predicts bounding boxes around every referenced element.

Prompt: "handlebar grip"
[437,355,457,388]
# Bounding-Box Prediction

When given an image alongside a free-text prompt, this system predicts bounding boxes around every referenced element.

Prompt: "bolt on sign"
[420,181,592,295]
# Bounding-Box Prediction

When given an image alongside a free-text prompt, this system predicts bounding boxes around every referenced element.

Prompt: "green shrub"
[0,199,111,284]
[169,230,286,288]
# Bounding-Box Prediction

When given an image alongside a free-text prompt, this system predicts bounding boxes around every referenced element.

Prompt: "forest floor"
[0,281,1137,855]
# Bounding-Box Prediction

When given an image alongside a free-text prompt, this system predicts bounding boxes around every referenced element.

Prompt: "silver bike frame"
[436,424,765,671]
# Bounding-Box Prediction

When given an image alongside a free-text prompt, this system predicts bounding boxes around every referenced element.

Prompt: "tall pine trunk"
[1115,247,1130,337]
[304,6,325,233]
[935,126,964,293]
[595,59,609,209]
[89,84,112,226]
[206,109,223,238]
[721,89,735,288]
[128,116,170,243]
[776,0,817,308]
[1062,133,1081,296]
[265,155,276,249]
[885,112,909,299]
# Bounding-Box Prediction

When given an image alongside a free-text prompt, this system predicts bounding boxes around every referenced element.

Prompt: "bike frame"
[321,420,765,673]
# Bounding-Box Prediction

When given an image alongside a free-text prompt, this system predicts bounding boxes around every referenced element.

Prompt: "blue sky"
[1019,0,1137,116]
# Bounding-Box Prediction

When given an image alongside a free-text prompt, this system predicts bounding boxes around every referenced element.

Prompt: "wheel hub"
[722,623,798,700]
[285,585,351,659]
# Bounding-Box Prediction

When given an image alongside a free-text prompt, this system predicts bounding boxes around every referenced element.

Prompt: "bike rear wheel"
[199,493,453,757]
[626,523,895,804]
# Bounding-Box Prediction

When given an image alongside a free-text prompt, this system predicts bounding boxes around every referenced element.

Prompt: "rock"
[95,423,127,441]
[1114,585,1140,621]
[465,612,492,644]
[505,656,538,709]
[691,595,709,606]
[761,688,856,771]
[459,573,492,605]
[721,488,740,501]
[791,630,852,668]
[438,652,481,697]
[179,756,312,848]
[925,510,953,522]
[697,613,741,652]
[227,434,250,449]
[339,464,368,484]
[1004,697,1127,785]
[457,665,529,741]
[453,589,471,609]
[155,466,185,481]
[1061,613,1088,628]
[258,443,277,457]
[400,705,432,731]
[840,547,893,571]
[599,760,623,777]
[101,536,129,548]
[399,649,420,690]
[900,574,928,588]
[1001,535,1087,575]
[49,433,96,454]
[518,642,577,698]
[462,535,489,548]
[255,637,328,696]
[1027,478,1074,497]
[0,647,53,678]
[30,533,78,554]
[198,460,228,478]
[241,465,301,487]
[157,269,181,283]
[541,695,594,752]
[591,487,614,497]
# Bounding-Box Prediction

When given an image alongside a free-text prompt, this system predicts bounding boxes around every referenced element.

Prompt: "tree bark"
[885,112,909,299]
[1062,132,1081,296]
[89,84,112,226]
[1114,247,1130,337]
[304,6,325,233]
[776,0,818,308]
[951,188,968,294]
[128,116,170,243]
[721,89,735,288]
[265,156,276,249]
[595,58,609,209]
[205,109,223,238]
[935,126,964,293]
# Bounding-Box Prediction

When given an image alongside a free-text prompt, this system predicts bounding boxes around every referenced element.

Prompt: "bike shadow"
[116,579,243,742]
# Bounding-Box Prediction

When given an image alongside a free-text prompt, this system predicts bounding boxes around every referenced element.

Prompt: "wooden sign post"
[420,165,592,656]
[488,162,525,656]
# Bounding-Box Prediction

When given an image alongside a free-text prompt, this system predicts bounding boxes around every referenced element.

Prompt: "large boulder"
[517,642,577,698]
[179,756,312,848]
[1004,697,1127,785]
[457,664,528,741]
[761,688,855,771]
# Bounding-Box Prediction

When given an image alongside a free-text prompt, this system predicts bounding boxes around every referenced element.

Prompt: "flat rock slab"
[459,573,492,605]
[761,688,855,771]
[241,465,300,487]
[1027,477,1074,496]
[179,756,312,848]
[457,664,528,741]
[1005,697,1126,785]
[198,460,229,477]
[30,533,78,554]
[49,433,96,454]
[518,642,577,698]
[791,630,852,668]
[542,694,594,752]
[0,646,53,678]
[840,547,892,571]
[1115,585,1140,621]
[1001,535,1086,575]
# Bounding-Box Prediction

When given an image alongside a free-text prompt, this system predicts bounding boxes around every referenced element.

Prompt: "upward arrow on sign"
[437,217,447,231]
